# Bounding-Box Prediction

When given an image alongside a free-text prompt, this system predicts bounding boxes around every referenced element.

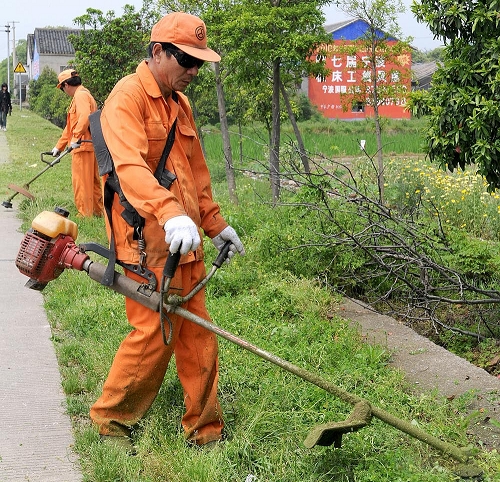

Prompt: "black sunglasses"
[166,48,204,69]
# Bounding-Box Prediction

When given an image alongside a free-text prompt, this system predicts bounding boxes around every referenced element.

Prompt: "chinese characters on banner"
[308,40,412,119]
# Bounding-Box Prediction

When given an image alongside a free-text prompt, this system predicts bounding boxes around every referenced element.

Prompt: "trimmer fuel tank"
[31,207,78,240]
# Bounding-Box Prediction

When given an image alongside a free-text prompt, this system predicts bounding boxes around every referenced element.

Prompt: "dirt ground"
[336,298,500,452]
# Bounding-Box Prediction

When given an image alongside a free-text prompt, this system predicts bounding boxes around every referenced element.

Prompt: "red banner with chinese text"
[309,40,411,120]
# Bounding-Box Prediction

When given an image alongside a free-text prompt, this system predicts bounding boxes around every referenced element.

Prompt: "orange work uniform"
[56,85,103,217]
[89,60,229,445]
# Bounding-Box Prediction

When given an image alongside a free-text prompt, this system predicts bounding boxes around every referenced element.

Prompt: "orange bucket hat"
[150,12,221,63]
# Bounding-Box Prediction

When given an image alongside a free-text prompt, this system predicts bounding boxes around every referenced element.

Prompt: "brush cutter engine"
[15,207,89,290]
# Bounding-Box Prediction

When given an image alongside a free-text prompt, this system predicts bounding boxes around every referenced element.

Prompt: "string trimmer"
[2,146,75,209]
[13,207,483,478]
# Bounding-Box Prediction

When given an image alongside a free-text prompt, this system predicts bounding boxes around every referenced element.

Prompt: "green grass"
[1,109,499,481]
[201,117,428,170]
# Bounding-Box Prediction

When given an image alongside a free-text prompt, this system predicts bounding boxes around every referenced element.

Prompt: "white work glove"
[69,142,80,151]
[164,215,201,255]
[211,226,245,263]
[51,147,60,157]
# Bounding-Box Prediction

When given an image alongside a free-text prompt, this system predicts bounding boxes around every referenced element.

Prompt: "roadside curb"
[337,298,500,450]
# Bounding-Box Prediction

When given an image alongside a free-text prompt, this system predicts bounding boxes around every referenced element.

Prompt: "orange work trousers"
[90,261,223,445]
[71,150,103,217]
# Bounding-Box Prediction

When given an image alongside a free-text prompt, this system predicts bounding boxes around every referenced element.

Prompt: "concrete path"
[0,131,82,481]
[337,298,500,449]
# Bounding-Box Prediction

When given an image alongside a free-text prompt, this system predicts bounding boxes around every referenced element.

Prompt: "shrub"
[28,66,70,127]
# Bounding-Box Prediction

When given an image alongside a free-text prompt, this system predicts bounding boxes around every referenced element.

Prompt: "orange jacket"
[100,60,227,267]
[56,85,96,152]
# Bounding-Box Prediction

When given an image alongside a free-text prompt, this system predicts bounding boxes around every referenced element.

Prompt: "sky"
[0,0,442,63]
[0,0,144,62]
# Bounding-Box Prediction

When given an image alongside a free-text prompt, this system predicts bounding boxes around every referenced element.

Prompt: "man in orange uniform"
[52,70,103,217]
[90,12,245,451]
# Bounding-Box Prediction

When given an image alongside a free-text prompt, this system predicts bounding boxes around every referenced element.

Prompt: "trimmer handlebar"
[163,240,231,282]
[40,152,55,164]
[40,147,72,165]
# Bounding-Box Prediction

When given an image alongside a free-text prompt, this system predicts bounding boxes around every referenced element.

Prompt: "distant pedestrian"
[0,83,12,131]
[52,70,103,217]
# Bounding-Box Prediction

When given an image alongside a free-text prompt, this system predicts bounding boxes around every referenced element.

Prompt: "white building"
[26,28,80,81]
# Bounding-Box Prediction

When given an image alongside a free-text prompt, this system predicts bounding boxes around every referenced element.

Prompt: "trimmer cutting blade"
[304,401,372,448]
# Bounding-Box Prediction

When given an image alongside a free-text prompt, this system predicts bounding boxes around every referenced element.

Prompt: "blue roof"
[324,18,397,42]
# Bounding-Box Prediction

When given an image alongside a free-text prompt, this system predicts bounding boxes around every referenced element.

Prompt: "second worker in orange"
[52,69,103,217]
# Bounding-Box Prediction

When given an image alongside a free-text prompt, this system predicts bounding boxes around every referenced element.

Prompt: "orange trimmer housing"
[15,207,89,290]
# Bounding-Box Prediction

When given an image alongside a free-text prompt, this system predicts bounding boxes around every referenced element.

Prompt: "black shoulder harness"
[88,92,178,286]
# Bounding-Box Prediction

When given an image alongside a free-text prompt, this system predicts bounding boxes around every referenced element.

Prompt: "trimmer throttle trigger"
[163,249,181,279]
[213,240,232,268]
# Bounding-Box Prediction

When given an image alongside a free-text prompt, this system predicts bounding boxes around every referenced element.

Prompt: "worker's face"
[59,83,74,98]
[151,43,201,95]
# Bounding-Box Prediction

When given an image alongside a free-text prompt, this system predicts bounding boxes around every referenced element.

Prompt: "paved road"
[0,131,82,481]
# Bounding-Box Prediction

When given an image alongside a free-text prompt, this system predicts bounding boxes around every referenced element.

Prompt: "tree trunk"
[370,47,384,203]
[214,62,238,205]
[280,81,310,174]
[374,108,384,203]
[190,98,207,158]
[238,122,243,165]
[270,59,281,204]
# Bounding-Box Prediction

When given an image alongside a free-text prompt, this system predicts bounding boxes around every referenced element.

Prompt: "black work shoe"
[100,435,137,455]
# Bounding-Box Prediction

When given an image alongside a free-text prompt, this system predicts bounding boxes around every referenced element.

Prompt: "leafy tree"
[70,2,159,105]
[159,0,330,203]
[16,39,27,66]
[185,68,219,127]
[411,46,443,63]
[206,0,331,203]
[213,61,239,204]
[0,39,27,92]
[27,66,70,127]
[0,58,8,87]
[184,65,220,156]
[335,0,412,203]
[410,0,500,191]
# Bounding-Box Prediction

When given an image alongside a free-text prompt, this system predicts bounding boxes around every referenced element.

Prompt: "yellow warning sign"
[14,62,26,73]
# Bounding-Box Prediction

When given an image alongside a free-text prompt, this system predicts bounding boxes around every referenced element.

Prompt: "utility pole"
[11,22,19,76]
[10,21,19,99]
[4,24,10,92]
